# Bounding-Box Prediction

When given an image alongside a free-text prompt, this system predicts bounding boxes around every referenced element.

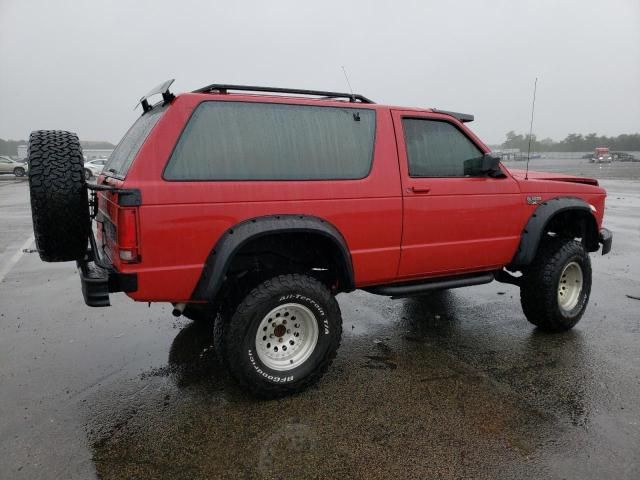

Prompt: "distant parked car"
[83,158,108,180]
[581,153,594,160]
[0,155,28,177]
[611,152,637,162]
[591,147,612,164]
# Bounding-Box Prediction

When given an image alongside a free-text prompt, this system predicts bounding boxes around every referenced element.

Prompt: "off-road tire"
[182,304,214,324]
[28,130,90,262]
[13,167,25,177]
[520,239,592,332]
[215,274,342,399]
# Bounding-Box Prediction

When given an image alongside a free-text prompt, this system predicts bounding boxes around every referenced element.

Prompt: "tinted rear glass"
[164,101,375,180]
[104,105,166,177]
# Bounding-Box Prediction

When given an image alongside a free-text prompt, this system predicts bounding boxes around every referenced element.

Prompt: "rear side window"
[164,102,376,180]
[403,118,483,177]
[104,105,166,178]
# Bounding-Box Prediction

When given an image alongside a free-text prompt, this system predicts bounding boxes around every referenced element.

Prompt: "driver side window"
[403,118,483,177]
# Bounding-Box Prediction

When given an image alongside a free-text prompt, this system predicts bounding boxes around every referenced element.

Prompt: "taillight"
[117,208,140,263]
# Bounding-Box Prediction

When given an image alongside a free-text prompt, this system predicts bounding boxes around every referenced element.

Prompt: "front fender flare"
[510,197,597,268]
[191,214,355,301]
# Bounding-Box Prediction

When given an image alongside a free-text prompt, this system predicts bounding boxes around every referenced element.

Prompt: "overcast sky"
[1,0,638,145]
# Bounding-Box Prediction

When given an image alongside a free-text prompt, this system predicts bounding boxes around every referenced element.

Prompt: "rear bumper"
[77,259,137,307]
[599,228,612,255]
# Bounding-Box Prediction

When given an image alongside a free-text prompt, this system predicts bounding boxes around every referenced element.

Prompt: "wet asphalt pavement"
[0,160,639,479]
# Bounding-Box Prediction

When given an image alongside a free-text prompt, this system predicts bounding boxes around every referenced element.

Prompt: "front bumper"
[77,259,137,307]
[599,228,613,255]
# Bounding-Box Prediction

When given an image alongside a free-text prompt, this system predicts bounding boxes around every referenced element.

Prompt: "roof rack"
[431,109,474,123]
[193,83,375,104]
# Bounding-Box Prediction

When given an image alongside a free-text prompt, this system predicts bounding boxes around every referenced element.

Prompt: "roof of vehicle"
[139,79,475,123]
[185,90,475,123]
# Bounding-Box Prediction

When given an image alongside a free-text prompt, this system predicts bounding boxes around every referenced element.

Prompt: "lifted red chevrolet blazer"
[27,80,612,398]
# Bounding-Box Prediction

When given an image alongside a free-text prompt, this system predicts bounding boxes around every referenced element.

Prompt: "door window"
[403,119,483,177]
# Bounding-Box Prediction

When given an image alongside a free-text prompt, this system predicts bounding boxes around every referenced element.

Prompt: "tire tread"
[520,239,591,331]
[28,130,90,262]
[216,273,342,399]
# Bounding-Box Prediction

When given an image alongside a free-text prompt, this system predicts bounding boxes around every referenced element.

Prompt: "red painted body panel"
[104,94,403,301]
[390,110,525,278]
[97,92,607,303]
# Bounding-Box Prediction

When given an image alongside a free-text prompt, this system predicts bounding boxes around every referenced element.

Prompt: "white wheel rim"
[255,303,319,371]
[557,261,583,311]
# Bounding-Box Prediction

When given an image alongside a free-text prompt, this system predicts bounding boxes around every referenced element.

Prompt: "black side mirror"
[463,154,505,177]
[481,153,505,177]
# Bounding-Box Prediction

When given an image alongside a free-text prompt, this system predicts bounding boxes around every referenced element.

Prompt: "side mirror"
[481,153,505,177]
[463,154,506,177]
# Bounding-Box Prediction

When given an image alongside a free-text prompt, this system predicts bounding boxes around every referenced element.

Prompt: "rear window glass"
[104,105,166,177]
[163,101,375,180]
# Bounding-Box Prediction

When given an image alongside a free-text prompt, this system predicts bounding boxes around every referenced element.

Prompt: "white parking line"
[0,235,35,284]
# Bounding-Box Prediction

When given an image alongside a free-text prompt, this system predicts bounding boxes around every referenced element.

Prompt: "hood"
[508,169,599,186]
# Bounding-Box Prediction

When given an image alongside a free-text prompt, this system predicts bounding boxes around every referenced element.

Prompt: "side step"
[364,272,495,298]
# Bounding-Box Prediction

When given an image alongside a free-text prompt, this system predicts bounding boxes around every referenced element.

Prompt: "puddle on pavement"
[85,290,589,480]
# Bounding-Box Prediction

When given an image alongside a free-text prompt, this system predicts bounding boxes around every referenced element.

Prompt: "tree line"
[500,131,640,152]
[0,138,115,156]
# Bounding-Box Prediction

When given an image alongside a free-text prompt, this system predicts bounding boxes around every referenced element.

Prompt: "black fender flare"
[510,197,598,268]
[191,214,355,301]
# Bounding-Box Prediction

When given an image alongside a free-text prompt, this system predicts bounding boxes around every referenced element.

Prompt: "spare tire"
[28,130,90,262]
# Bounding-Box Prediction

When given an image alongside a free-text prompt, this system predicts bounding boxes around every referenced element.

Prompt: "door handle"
[409,186,431,193]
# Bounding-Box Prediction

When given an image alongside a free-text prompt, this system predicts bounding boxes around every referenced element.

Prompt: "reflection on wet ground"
[86,286,638,480]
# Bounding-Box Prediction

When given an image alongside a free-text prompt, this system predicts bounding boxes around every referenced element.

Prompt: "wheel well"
[510,199,601,269]
[215,231,352,306]
[543,209,599,251]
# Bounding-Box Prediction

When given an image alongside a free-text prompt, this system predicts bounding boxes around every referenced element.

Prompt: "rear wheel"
[28,130,90,262]
[13,167,25,177]
[520,239,592,331]
[215,274,342,398]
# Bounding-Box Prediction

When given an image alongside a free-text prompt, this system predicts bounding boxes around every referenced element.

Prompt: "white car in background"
[83,158,108,180]
[0,155,28,177]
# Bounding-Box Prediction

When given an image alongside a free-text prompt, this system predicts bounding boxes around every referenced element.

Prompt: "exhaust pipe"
[172,303,186,317]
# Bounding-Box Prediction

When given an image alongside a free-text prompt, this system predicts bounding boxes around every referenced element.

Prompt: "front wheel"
[84,169,92,181]
[215,274,342,398]
[520,239,592,331]
[14,167,25,177]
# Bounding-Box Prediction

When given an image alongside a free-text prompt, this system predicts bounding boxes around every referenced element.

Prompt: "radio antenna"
[341,66,354,97]
[525,77,538,180]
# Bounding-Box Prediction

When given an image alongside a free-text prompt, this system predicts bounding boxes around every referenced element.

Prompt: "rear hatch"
[96,105,166,266]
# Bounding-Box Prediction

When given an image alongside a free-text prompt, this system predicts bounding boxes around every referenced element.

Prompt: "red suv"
[27,80,612,398]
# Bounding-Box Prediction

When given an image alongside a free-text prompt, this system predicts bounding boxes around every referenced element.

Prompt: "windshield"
[104,105,166,178]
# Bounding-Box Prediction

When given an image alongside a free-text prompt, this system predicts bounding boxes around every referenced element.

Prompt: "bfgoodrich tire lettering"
[215,274,342,398]
[27,130,90,262]
[520,239,592,331]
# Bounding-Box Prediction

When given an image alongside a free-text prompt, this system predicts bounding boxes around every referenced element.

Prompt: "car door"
[392,110,523,279]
